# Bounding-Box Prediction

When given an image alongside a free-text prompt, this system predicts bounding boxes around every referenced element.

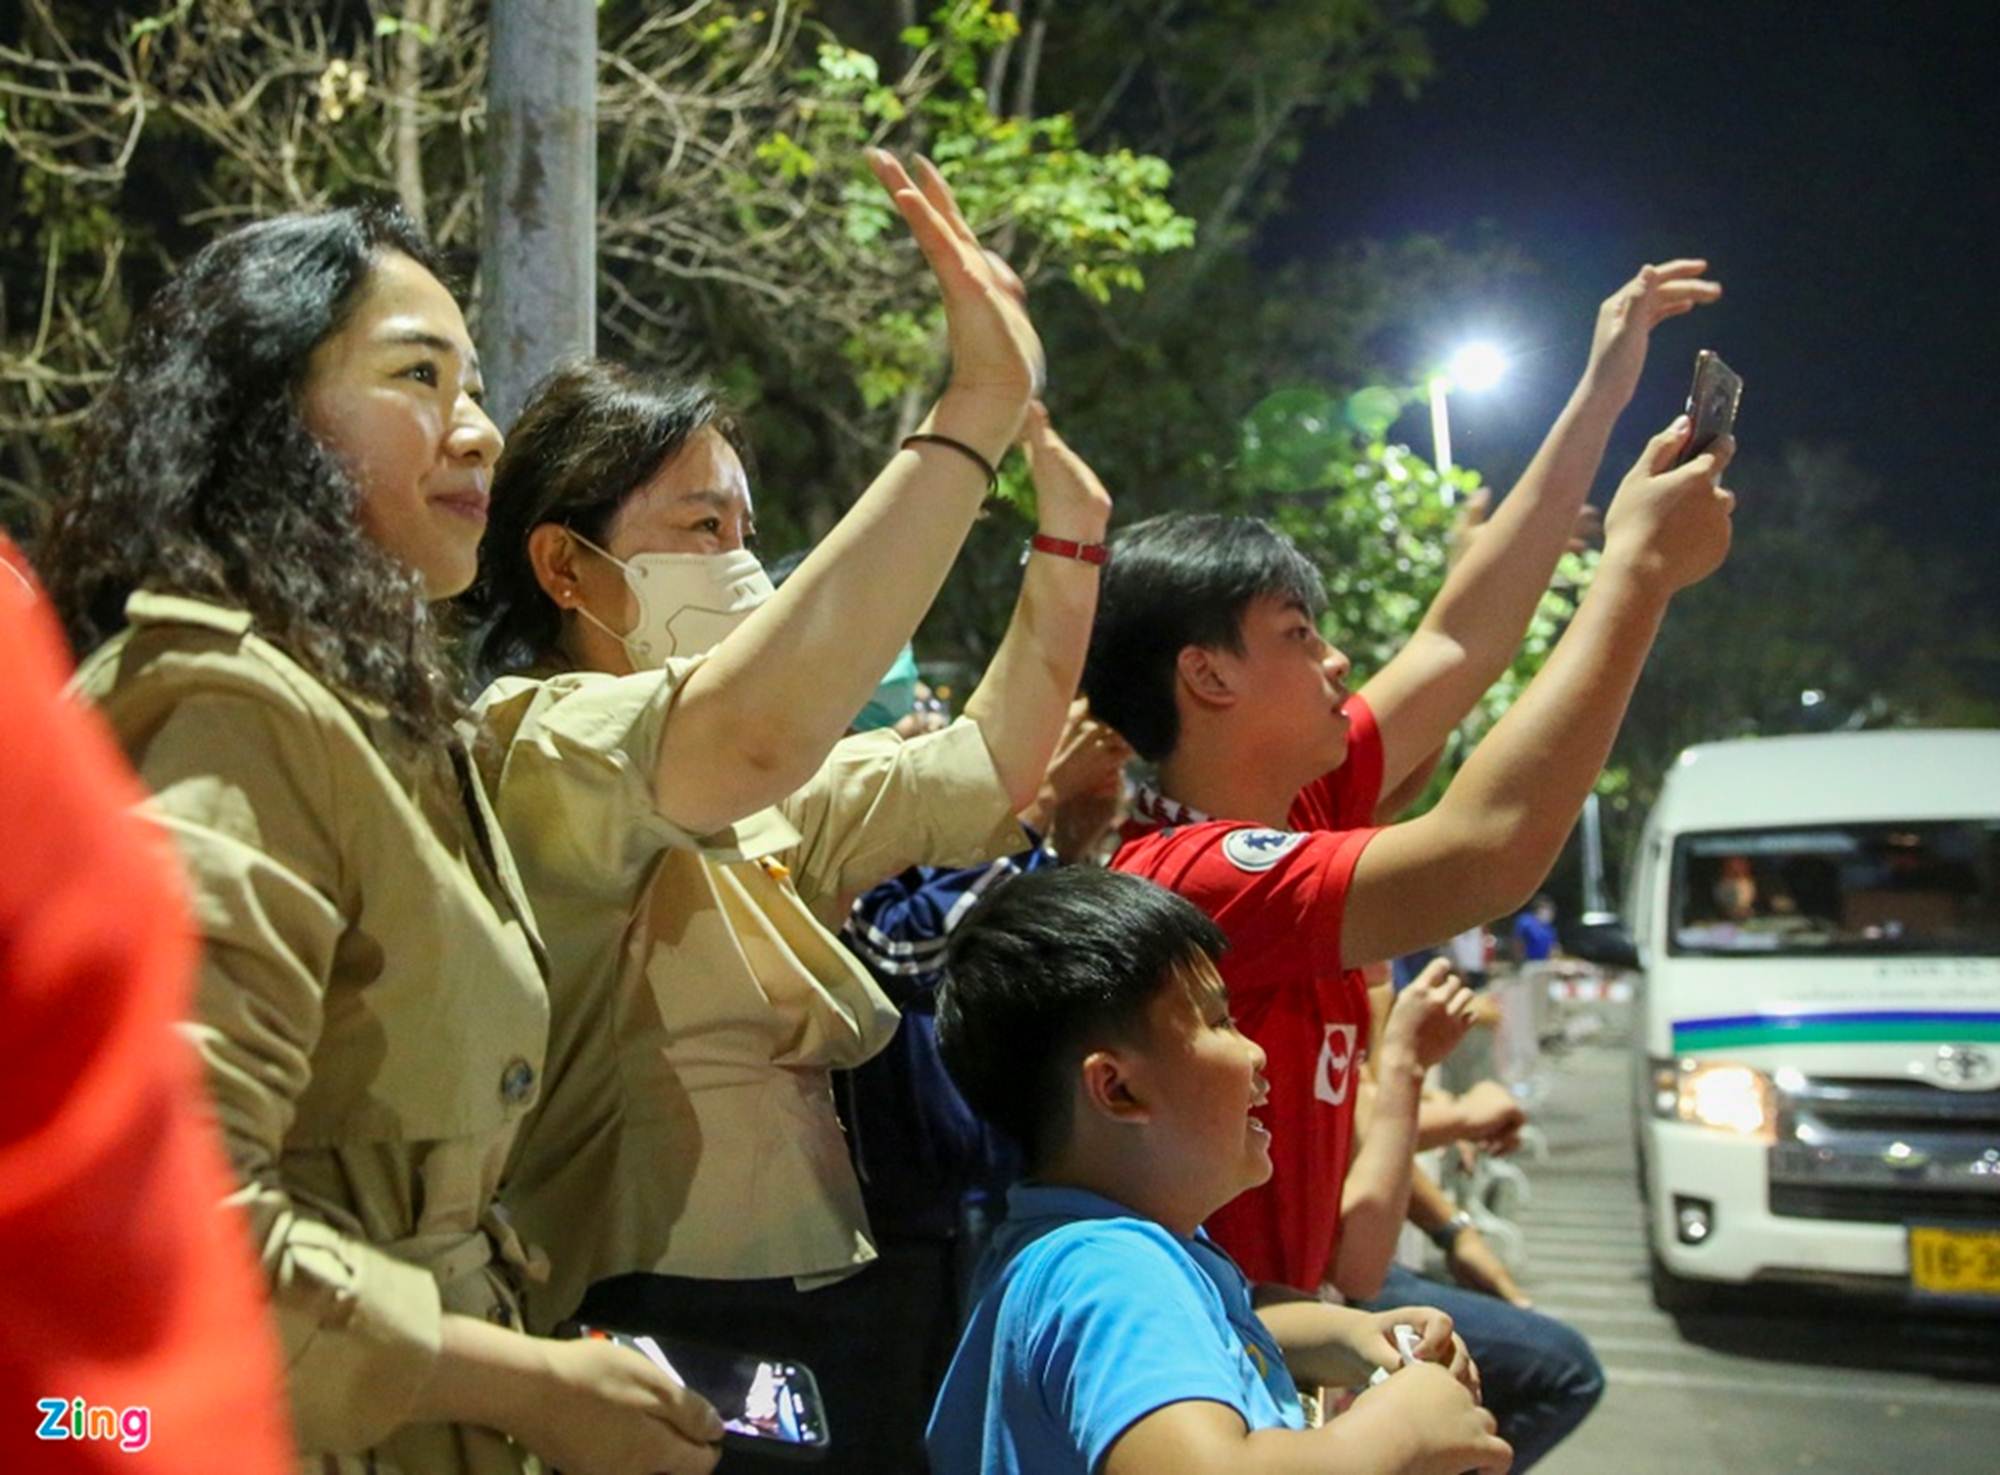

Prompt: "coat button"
[499,1057,537,1107]
[487,1302,514,1327]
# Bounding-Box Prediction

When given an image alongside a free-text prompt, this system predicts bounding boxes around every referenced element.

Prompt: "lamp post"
[1427,340,1508,498]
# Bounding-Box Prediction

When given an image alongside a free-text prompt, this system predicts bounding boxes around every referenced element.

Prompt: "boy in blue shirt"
[929,866,1514,1475]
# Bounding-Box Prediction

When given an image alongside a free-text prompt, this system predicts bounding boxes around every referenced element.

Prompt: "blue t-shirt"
[927,1183,1305,1475]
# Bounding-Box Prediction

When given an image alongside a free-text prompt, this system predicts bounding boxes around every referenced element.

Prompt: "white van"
[1579,730,2000,1313]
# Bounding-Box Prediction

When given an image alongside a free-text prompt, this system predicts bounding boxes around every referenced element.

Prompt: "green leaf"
[1344,386,1403,438]
[127,0,193,43]
[814,43,880,87]
[374,16,438,44]
[753,131,819,181]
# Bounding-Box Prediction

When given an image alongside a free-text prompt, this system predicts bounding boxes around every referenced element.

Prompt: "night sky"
[1264,0,1997,612]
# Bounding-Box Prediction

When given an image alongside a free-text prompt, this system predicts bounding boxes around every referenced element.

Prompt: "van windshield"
[1669,820,2000,957]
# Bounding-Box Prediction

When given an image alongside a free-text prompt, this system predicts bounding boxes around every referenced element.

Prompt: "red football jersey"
[1112,695,1385,1290]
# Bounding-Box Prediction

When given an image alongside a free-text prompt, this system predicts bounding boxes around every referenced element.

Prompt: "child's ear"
[1175,645,1239,712]
[1078,1048,1151,1126]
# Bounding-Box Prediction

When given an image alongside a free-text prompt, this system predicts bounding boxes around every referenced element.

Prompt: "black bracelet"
[1427,1211,1475,1254]
[902,433,1000,494]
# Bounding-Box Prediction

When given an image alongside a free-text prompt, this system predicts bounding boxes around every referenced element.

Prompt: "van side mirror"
[1565,913,1639,971]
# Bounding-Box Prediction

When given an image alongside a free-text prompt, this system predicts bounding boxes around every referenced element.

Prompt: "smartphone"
[1677,349,1742,465]
[562,1322,830,1461]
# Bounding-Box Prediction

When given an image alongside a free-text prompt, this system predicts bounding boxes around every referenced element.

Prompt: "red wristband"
[1027,532,1110,566]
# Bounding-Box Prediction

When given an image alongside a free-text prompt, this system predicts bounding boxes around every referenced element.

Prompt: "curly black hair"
[39,204,465,741]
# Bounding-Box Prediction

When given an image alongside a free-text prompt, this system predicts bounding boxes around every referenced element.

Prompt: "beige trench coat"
[77,594,552,1475]
[475,671,1018,1331]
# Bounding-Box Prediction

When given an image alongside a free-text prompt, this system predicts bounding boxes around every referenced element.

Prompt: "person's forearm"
[1405,1165,1458,1233]
[1016,790,1054,834]
[1374,744,1444,823]
[1237,1412,1422,1475]
[1331,1047,1426,1300]
[1415,1093,1472,1150]
[658,390,1018,833]
[1121,1418,1417,1475]
[1361,386,1625,795]
[1255,1300,1380,1389]
[961,517,1107,810]
[409,1314,550,1436]
[1426,555,1670,909]
[1412,385,1619,676]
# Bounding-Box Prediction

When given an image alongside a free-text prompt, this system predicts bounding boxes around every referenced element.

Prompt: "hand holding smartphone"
[1676,350,1742,465]
[561,1321,831,1462]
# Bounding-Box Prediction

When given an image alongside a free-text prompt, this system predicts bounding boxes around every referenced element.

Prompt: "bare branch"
[1011,10,1044,121]
[982,0,1020,112]
[391,0,431,230]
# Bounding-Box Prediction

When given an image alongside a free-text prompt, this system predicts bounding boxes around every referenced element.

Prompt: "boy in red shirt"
[1091,265,1733,1465]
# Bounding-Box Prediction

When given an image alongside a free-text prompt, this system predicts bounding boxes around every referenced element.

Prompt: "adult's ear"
[526,523,586,610]
[1174,644,1239,713]
[1078,1047,1152,1127]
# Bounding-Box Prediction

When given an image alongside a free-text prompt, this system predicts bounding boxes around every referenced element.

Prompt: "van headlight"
[1649,1058,1777,1142]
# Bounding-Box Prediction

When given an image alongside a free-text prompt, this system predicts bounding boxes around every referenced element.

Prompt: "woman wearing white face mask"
[458,157,1113,1473]
[563,536,774,665]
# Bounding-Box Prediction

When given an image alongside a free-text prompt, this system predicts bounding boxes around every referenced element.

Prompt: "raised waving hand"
[867,149,1043,453]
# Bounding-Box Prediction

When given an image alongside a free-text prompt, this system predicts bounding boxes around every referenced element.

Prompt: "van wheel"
[1649,1251,1715,1315]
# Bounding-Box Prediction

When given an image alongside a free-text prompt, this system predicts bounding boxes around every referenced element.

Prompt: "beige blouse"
[475,670,1019,1330]
[76,594,551,1475]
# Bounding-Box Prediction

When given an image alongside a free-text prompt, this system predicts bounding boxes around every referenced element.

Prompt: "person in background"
[1346,970,1605,1461]
[835,696,1131,1469]
[1511,895,1561,965]
[1,541,291,1475]
[1447,925,1492,993]
[928,865,1509,1475]
[35,205,723,1474]
[462,158,1109,1473]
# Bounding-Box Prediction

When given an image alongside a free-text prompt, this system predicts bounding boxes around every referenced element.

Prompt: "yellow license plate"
[1908,1226,2000,1296]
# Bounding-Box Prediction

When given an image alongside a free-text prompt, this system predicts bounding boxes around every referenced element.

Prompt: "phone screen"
[571,1325,829,1454]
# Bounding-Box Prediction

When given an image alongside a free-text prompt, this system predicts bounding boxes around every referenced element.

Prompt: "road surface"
[1511,1021,2000,1473]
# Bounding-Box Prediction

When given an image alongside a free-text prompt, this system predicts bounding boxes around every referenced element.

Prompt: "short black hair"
[1082,512,1324,761]
[937,866,1228,1168]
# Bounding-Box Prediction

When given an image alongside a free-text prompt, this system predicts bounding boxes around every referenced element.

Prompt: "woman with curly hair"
[41,200,722,1475]
[38,148,1043,1475]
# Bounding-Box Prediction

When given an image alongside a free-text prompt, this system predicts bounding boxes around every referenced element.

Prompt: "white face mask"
[569,532,774,665]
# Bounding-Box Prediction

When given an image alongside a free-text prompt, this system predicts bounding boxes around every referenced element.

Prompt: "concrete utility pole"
[481,0,596,431]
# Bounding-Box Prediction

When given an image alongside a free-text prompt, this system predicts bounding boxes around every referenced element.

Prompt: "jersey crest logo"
[1315,1023,1358,1106]
[1221,827,1306,872]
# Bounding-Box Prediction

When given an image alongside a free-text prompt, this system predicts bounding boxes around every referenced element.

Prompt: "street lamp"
[1427,339,1509,493]
[1449,340,1509,394]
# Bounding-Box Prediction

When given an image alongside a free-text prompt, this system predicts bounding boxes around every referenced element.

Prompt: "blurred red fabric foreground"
[0,539,290,1473]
